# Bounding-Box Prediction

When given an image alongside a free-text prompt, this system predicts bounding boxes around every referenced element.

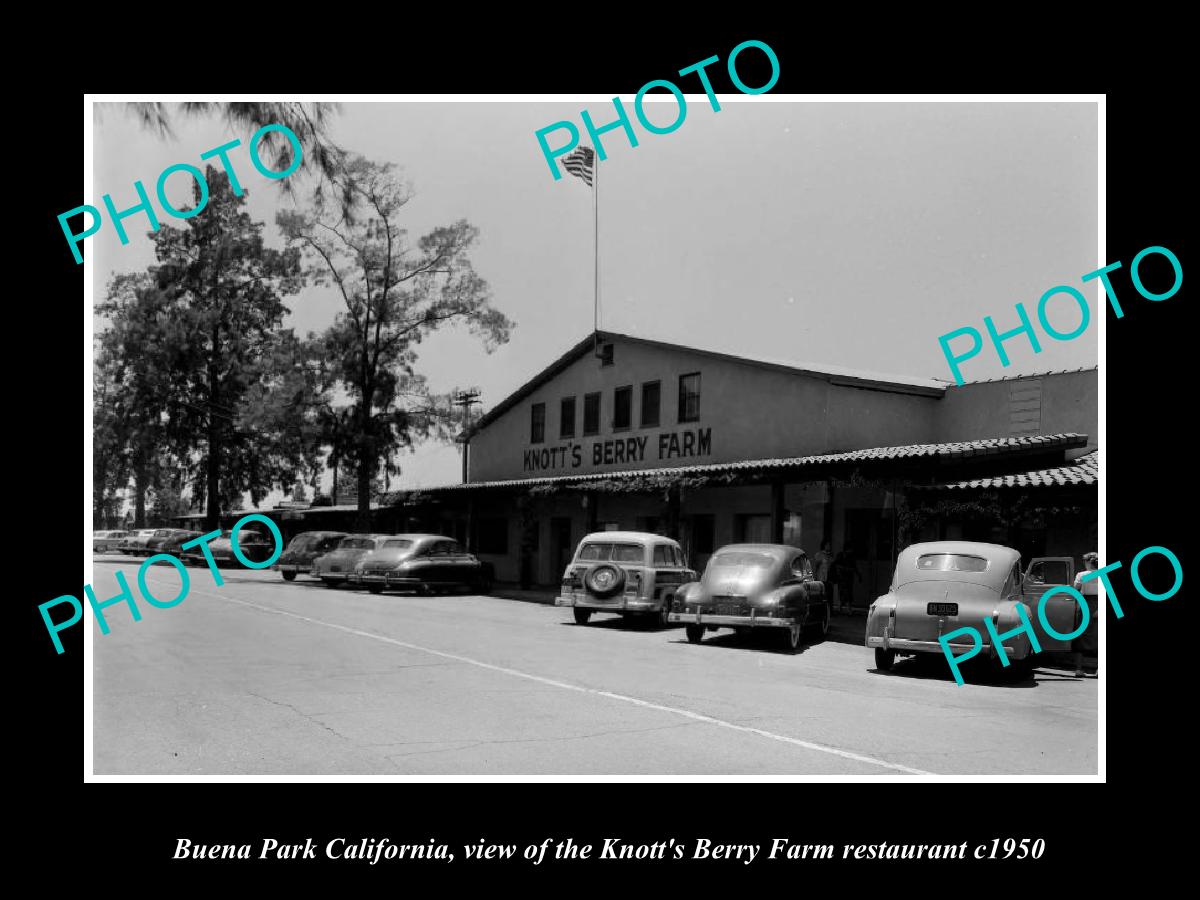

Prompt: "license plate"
[927,602,959,616]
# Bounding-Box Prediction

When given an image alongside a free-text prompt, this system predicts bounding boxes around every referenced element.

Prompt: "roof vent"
[598,343,614,366]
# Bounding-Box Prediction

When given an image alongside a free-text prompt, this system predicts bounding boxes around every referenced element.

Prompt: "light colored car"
[555,531,695,627]
[311,534,390,588]
[670,544,830,651]
[93,530,129,553]
[119,528,163,555]
[353,534,493,595]
[865,541,1078,676]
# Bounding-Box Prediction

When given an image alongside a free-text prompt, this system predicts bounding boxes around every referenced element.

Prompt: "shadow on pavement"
[663,628,821,657]
[867,653,1091,689]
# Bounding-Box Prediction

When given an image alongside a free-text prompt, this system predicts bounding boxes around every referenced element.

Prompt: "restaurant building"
[264,331,1098,599]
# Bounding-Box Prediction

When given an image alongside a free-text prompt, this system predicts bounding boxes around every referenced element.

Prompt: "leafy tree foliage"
[109,102,346,197]
[96,169,319,528]
[279,156,514,528]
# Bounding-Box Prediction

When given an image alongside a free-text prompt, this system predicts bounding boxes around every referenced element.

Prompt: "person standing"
[833,544,862,615]
[1071,552,1100,678]
[814,540,835,607]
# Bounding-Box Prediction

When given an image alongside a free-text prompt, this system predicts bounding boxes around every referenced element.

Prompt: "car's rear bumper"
[668,610,797,628]
[556,595,662,612]
[866,634,1025,658]
[274,563,312,573]
[359,572,425,586]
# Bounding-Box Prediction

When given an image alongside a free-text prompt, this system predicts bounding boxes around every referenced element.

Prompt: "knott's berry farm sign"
[523,427,713,474]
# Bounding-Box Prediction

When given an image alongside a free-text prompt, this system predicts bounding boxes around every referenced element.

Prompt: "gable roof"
[470,331,946,434]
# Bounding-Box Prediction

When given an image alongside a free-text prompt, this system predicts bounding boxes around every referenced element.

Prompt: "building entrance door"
[551,517,573,578]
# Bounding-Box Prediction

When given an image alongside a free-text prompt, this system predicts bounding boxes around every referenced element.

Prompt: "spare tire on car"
[583,563,625,598]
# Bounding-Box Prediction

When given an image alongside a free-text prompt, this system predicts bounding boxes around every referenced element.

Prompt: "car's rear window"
[916,553,989,573]
[579,542,644,563]
[382,539,414,550]
[710,551,775,569]
[339,538,375,550]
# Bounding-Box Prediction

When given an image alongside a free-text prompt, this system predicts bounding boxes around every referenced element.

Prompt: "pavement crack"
[245,691,362,747]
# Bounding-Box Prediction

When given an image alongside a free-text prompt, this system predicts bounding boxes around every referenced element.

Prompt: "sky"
[91,99,1099,499]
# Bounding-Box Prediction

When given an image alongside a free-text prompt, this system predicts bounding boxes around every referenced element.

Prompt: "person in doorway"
[813,540,835,606]
[833,544,862,615]
[1071,552,1100,678]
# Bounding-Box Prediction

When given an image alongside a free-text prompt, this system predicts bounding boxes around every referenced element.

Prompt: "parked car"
[310,534,390,588]
[273,531,348,581]
[670,544,829,650]
[152,530,203,558]
[145,529,199,556]
[120,528,166,556]
[354,535,494,595]
[865,541,1079,676]
[93,530,129,553]
[555,531,695,627]
[182,529,277,567]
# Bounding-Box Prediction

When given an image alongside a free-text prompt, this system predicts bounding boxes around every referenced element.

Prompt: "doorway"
[551,517,573,579]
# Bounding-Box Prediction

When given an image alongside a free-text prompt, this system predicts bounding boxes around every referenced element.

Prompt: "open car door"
[1022,557,1077,652]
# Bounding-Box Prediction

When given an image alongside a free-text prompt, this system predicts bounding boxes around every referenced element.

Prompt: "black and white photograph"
[81,96,1102,779]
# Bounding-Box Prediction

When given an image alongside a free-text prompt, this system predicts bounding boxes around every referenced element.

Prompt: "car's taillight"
[625,570,642,594]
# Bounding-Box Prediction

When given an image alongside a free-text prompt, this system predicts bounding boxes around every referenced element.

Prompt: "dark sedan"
[274,531,348,581]
[182,529,277,567]
[354,535,494,595]
[145,529,201,556]
[670,544,830,651]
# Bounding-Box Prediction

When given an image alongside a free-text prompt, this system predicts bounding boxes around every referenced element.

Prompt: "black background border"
[18,20,1188,885]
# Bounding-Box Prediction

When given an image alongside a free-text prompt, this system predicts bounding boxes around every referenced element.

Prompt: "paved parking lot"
[90,555,1098,776]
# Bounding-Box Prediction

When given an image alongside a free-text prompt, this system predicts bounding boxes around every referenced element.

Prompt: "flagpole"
[593,149,600,351]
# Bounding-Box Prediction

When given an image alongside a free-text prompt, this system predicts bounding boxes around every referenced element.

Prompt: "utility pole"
[453,390,481,484]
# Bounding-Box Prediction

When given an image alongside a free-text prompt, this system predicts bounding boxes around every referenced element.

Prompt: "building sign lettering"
[523,427,712,473]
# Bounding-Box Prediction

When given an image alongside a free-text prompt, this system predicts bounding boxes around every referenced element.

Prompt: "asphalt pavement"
[89,555,1098,776]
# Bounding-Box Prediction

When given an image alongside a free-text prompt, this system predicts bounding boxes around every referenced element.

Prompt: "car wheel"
[281,571,296,582]
[782,623,803,652]
[573,608,591,626]
[875,648,896,671]
[324,579,343,588]
[367,584,384,594]
[808,604,830,641]
[685,624,705,644]
[657,595,672,628]
[1008,650,1035,681]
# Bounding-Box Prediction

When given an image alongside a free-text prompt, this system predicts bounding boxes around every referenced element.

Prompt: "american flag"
[561,146,595,186]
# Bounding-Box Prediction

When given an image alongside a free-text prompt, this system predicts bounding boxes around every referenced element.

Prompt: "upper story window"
[641,381,660,428]
[583,392,601,435]
[560,396,576,439]
[678,372,701,423]
[530,402,545,444]
[613,385,632,431]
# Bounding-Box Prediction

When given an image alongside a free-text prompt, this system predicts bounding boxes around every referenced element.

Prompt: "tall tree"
[95,274,181,527]
[278,156,513,529]
[148,167,304,528]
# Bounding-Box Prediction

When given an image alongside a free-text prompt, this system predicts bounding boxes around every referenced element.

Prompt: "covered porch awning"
[918,449,1097,491]
[383,434,1091,503]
